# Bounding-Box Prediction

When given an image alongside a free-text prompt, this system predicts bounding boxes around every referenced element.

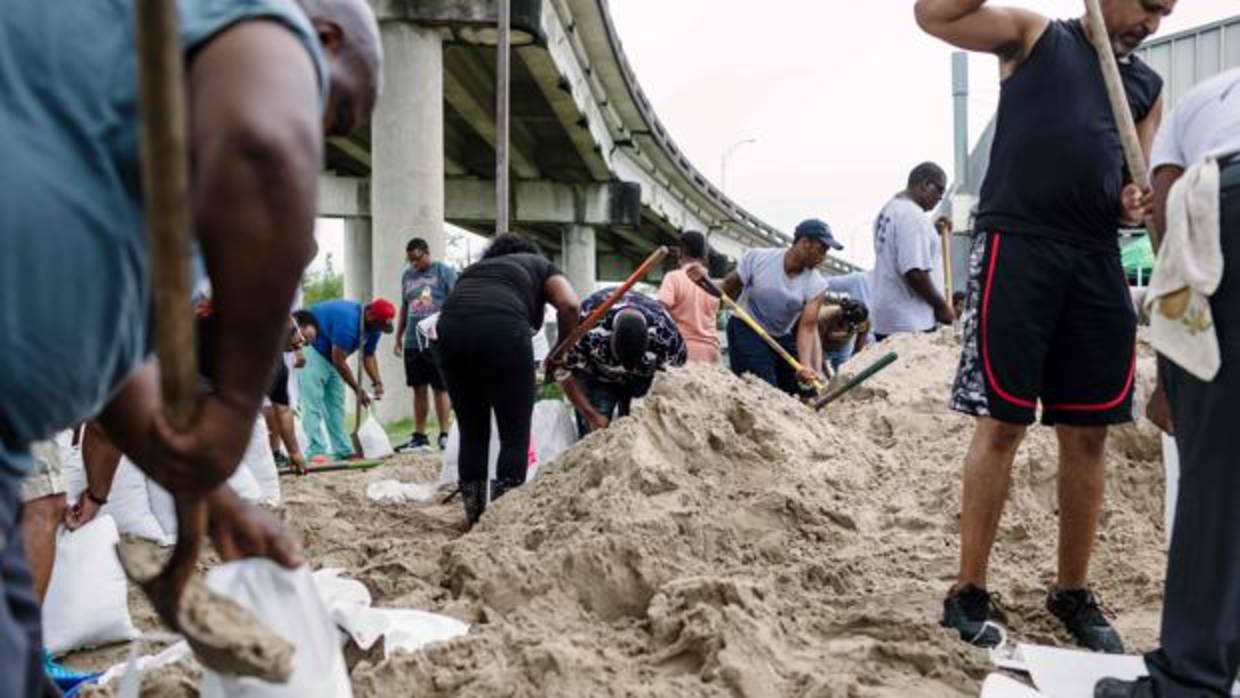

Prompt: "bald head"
[296,0,382,136]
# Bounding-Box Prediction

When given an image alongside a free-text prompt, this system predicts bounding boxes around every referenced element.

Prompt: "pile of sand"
[72,329,1169,697]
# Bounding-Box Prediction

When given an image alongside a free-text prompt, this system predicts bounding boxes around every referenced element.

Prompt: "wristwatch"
[85,489,108,506]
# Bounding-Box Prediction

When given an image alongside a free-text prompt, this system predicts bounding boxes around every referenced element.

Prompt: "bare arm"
[721,271,744,301]
[545,274,581,347]
[1149,164,1183,253]
[914,0,1047,65]
[331,345,364,396]
[905,269,955,325]
[395,300,408,354]
[560,375,608,431]
[363,354,382,389]
[190,22,320,416]
[796,296,825,379]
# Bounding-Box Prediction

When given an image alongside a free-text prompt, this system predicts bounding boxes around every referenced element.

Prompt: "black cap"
[794,218,843,250]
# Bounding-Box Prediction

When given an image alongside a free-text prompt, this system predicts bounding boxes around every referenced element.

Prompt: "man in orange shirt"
[658,232,721,363]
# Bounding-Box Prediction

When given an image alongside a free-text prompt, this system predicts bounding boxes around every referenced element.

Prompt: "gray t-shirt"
[1151,67,1240,171]
[870,196,943,336]
[0,0,326,485]
[401,261,457,345]
[737,248,824,336]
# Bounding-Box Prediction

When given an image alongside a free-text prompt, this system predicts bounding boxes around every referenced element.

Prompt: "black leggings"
[435,313,535,484]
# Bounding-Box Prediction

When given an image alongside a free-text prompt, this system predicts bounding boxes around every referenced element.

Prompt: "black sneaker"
[1094,677,1155,698]
[1047,588,1125,654]
[941,584,1005,648]
[273,451,290,467]
[397,433,431,453]
[438,432,448,451]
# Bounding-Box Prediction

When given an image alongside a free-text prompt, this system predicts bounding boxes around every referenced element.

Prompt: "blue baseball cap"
[794,218,844,250]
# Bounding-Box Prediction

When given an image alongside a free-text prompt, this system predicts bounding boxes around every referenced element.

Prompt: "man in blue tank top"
[916,0,1174,656]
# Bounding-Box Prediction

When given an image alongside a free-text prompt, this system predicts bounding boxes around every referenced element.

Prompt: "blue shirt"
[736,249,825,336]
[310,300,383,360]
[401,261,457,344]
[0,0,326,486]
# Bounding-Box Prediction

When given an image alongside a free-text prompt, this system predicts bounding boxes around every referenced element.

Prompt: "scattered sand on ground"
[69,329,1168,697]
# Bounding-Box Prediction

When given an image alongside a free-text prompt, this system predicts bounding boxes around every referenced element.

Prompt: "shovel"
[811,351,898,411]
[691,272,827,395]
[116,0,291,681]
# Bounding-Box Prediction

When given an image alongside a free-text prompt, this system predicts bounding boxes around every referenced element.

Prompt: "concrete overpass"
[320,0,858,422]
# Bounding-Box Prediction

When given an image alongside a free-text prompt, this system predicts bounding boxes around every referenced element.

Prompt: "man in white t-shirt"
[1097,68,1240,698]
[870,162,955,339]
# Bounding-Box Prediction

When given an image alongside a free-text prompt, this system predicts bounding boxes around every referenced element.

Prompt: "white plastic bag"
[243,416,281,505]
[357,414,394,459]
[41,515,139,655]
[531,400,577,467]
[64,454,173,546]
[440,411,539,484]
[201,561,351,698]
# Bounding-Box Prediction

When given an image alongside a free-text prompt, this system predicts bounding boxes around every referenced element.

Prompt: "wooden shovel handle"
[1083,0,1149,190]
[136,0,197,429]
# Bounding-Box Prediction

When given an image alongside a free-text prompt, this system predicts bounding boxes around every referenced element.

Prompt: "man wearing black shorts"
[264,311,319,473]
[917,0,1172,653]
[394,238,457,451]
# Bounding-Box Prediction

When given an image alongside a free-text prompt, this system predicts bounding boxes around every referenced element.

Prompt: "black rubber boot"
[460,480,487,529]
[489,476,524,503]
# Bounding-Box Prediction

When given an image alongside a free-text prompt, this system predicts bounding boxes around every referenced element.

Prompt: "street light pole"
[720,138,757,196]
[496,0,511,235]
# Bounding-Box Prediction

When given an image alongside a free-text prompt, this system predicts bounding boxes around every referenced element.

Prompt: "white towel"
[1144,154,1224,381]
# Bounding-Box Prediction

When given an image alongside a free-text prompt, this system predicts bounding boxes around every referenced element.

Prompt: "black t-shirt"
[441,253,562,330]
[976,20,1163,250]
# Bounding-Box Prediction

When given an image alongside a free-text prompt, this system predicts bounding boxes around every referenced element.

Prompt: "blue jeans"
[0,481,46,698]
[574,373,652,435]
[726,316,801,395]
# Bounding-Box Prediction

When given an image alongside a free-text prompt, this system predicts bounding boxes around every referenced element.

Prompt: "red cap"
[367,298,396,324]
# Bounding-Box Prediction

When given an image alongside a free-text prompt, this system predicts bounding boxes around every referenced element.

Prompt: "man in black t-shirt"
[917,0,1173,655]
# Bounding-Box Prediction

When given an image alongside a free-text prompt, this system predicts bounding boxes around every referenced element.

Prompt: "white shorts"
[19,440,67,503]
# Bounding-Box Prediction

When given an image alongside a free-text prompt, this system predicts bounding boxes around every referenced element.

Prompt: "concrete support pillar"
[342,217,373,303]
[561,224,596,297]
[370,23,445,424]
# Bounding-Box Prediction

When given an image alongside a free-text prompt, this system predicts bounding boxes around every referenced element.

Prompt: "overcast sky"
[313,1,1236,271]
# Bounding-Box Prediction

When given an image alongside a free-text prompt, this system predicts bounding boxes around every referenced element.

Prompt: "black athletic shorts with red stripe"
[949,231,1137,427]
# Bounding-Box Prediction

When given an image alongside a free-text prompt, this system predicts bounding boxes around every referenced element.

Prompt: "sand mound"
[71,329,1169,696]
[347,330,1166,696]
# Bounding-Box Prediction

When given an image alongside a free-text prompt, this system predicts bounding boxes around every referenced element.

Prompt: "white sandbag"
[149,464,263,539]
[365,480,437,505]
[243,416,281,505]
[312,569,384,651]
[380,609,469,659]
[201,561,351,698]
[357,414,394,460]
[64,454,173,546]
[531,400,577,467]
[41,516,139,656]
[311,569,467,657]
